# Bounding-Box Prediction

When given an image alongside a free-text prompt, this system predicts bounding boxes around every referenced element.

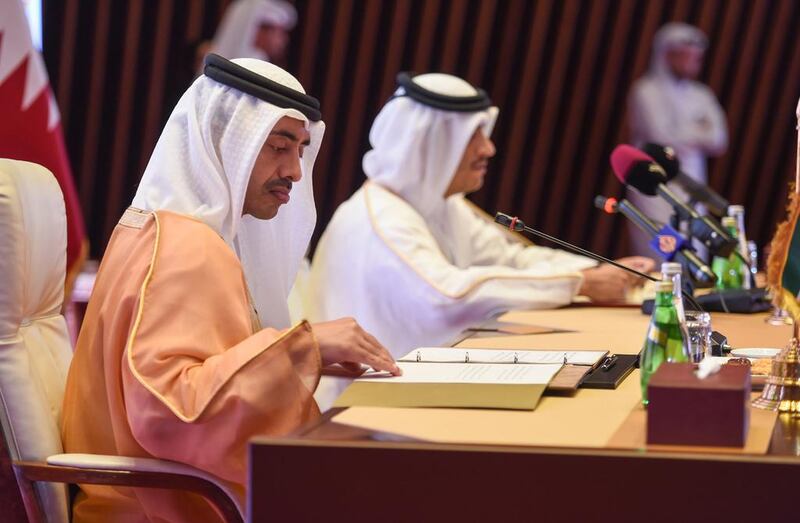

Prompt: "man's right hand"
[579,264,630,303]
[311,318,401,376]
[579,256,655,303]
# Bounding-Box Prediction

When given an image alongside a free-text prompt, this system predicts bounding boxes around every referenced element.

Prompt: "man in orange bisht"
[61,54,399,522]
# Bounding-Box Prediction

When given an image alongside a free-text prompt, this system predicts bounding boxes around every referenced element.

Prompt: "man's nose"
[482,135,497,158]
[283,157,303,182]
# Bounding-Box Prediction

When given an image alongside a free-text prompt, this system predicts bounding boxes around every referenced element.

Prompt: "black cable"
[683,291,706,313]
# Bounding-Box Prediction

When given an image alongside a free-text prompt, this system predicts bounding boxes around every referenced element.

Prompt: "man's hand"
[579,256,655,303]
[312,318,401,375]
[616,256,656,276]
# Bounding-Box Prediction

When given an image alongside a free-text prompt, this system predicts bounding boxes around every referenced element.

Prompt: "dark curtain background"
[42,0,800,261]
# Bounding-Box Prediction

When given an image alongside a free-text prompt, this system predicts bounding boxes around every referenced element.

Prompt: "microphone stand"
[496,213,657,282]
[670,208,695,262]
[680,212,754,285]
[494,212,705,312]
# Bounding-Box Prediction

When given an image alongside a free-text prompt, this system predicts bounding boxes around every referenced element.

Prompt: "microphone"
[494,212,657,283]
[641,143,730,217]
[496,211,709,312]
[593,195,716,287]
[610,145,737,258]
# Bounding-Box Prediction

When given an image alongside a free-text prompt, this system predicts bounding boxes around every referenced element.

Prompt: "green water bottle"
[712,217,744,290]
[640,280,688,406]
[728,205,752,289]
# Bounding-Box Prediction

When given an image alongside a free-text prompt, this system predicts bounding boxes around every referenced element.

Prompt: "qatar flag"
[0,0,87,292]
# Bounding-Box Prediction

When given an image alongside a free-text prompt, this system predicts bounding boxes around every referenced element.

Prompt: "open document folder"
[333,348,608,411]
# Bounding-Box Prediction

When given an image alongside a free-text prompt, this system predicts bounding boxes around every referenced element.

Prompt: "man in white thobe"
[309,73,652,409]
[628,22,728,259]
[195,0,297,72]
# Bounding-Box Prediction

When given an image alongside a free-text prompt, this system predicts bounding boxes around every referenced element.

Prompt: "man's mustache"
[266,178,292,192]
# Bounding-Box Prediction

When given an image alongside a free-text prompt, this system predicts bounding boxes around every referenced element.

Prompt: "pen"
[600,354,618,372]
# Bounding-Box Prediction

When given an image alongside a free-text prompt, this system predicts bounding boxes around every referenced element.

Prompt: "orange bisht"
[62,210,321,523]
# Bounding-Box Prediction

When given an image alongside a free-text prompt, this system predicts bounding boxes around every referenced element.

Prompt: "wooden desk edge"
[252,432,800,466]
[287,311,799,459]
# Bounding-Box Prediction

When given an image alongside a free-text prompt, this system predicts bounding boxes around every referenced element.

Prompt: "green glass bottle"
[711,256,730,289]
[640,280,687,406]
[728,205,752,290]
[712,217,744,290]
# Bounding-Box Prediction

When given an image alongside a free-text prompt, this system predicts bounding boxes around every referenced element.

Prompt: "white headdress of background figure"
[133,54,324,329]
[210,0,297,61]
[650,22,708,79]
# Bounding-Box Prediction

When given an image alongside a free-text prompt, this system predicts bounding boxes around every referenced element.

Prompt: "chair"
[0,159,243,523]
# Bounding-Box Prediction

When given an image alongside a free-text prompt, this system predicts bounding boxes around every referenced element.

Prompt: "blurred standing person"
[195,0,297,70]
[627,22,728,260]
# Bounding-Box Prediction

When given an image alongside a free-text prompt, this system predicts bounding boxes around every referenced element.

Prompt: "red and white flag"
[0,0,87,290]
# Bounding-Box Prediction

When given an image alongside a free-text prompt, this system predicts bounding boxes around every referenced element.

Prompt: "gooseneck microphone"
[494,212,657,283]
[641,143,730,218]
[496,211,707,311]
[593,195,717,288]
[610,145,737,258]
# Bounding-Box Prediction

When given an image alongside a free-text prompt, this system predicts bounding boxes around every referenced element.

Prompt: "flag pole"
[792,98,799,341]
[755,103,800,410]
[796,97,800,195]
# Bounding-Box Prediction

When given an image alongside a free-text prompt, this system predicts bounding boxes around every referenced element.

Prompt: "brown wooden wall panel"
[105,0,144,238]
[76,0,111,222]
[42,0,800,262]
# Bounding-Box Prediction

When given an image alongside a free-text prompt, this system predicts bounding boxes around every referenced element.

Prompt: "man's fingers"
[609,272,632,287]
[618,256,655,274]
[363,331,393,358]
[339,361,366,376]
[358,341,401,375]
[359,331,401,375]
[603,281,628,302]
[313,320,399,375]
[619,269,638,286]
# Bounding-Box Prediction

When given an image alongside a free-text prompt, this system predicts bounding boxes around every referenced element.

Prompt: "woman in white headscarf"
[627,22,728,259]
[62,57,397,523]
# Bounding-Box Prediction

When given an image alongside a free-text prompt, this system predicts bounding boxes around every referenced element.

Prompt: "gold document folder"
[333,382,547,410]
[332,348,575,410]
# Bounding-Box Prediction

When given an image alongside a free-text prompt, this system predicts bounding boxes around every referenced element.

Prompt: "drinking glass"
[685,311,712,362]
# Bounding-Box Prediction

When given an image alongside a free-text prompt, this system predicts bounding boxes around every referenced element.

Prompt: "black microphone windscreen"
[593,195,608,210]
[625,161,666,196]
[494,212,512,227]
[642,143,680,181]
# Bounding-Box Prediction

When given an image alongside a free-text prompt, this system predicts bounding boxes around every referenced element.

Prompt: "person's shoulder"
[152,210,223,239]
[151,210,240,272]
[363,183,428,228]
[629,75,660,98]
[631,74,652,87]
[362,183,442,248]
[687,80,719,98]
[322,185,373,237]
[454,197,488,221]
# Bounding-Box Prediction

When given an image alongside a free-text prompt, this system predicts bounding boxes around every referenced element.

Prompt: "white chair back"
[0,159,73,523]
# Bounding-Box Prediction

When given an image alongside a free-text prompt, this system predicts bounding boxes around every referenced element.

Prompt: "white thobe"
[310,183,596,409]
[627,75,727,258]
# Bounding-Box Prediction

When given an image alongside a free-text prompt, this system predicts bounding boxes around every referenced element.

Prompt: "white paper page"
[398,347,607,366]
[358,362,562,385]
